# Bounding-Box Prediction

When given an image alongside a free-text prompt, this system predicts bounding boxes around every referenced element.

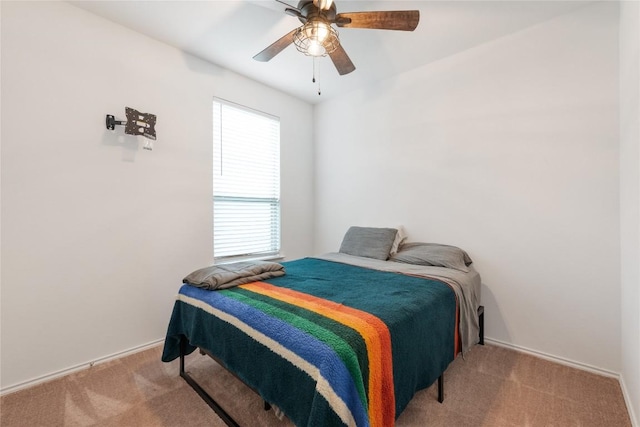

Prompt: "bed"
[162,230,482,427]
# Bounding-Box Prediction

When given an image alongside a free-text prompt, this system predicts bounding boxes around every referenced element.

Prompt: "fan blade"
[285,7,304,19]
[253,28,298,62]
[335,11,419,31]
[275,0,299,10]
[247,0,298,14]
[328,44,356,75]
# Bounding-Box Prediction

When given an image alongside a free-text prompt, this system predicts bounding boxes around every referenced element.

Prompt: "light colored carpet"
[1,343,631,426]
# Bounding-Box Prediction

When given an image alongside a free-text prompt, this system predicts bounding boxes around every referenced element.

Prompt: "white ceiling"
[69,0,593,104]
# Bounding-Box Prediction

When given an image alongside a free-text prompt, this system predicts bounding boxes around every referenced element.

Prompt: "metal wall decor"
[106,107,157,150]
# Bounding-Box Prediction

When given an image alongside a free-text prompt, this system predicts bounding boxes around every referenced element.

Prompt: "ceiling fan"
[253,0,420,76]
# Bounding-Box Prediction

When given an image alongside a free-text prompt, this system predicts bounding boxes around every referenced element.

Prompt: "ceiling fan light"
[313,23,329,42]
[294,18,339,57]
[307,40,326,56]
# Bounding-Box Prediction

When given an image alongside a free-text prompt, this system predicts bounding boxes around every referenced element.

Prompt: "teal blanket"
[162,258,455,426]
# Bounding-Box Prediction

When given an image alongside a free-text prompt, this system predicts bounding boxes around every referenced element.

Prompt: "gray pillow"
[390,242,473,272]
[339,226,398,260]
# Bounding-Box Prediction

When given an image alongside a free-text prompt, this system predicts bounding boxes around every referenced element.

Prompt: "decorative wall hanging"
[106,107,157,150]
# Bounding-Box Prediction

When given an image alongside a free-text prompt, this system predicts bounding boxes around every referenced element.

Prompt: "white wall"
[314,2,621,372]
[620,1,640,424]
[0,1,314,391]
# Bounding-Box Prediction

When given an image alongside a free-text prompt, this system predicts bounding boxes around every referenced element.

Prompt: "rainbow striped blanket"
[162,258,456,426]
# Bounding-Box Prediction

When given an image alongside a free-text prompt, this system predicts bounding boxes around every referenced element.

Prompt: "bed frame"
[177,305,485,426]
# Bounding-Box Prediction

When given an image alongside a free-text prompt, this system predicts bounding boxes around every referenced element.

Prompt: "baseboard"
[0,338,164,396]
[619,374,639,427]
[484,337,619,378]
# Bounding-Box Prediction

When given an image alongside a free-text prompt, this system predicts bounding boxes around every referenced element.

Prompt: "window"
[213,98,281,261]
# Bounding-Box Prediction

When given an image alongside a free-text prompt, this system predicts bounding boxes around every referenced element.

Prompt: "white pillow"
[390,225,407,256]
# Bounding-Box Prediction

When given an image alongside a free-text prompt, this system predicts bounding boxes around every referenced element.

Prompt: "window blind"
[213,99,281,261]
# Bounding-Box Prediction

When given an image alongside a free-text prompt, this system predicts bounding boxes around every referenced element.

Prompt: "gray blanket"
[183,260,285,290]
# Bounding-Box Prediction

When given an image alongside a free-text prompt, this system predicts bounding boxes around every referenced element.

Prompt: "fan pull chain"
[317,59,321,95]
[312,57,321,95]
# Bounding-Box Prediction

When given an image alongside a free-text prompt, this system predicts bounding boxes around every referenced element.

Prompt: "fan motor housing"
[297,1,337,22]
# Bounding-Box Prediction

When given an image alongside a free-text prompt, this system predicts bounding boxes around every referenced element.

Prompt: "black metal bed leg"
[478,305,485,345]
[437,374,444,403]
[180,337,185,373]
[179,336,240,427]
